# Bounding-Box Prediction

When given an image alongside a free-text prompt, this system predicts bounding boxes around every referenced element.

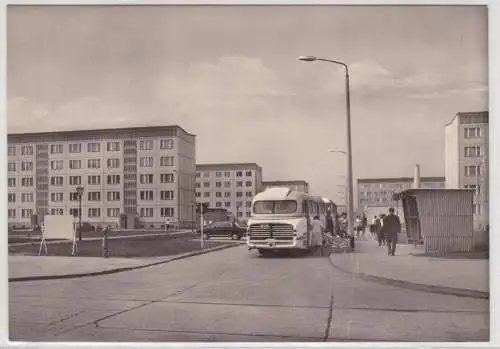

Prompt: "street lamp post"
[300,55,355,240]
[76,186,84,241]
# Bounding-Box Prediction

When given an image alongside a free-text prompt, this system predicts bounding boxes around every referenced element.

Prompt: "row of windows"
[209,201,252,209]
[7,173,175,187]
[7,207,175,218]
[460,114,488,125]
[195,191,254,198]
[196,181,253,188]
[464,127,482,139]
[464,184,481,195]
[464,146,483,158]
[7,145,34,156]
[8,190,175,203]
[197,170,253,178]
[465,165,481,177]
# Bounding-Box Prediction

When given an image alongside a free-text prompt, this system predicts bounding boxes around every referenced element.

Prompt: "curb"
[9,243,240,283]
[328,257,489,300]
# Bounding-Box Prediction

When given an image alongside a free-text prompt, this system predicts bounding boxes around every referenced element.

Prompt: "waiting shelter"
[392,189,474,254]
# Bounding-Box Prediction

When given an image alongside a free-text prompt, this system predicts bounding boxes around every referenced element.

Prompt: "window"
[160,207,174,217]
[195,192,201,198]
[70,192,80,201]
[246,191,253,197]
[70,208,81,217]
[50,160,64,170]
[8,162,16,172]
[216,202,222,208]
[225,202,231,208]
[160,190,174,200]
[215,182,222,188]
[139,140,153,151]
[8,209,16,218]
[107,208,120,217]
[51,208,64,216]
[140,174,153,184]
[50,144,64,154]
[8,177,16,187]
[107,158,120,169]
[140,208,154,217]
[21,177,34,187]
[21,145,33,156]
[21,209,33,218]
[224,181,231,188]
[88,208,101,217]
[236,192,243,197]
[88,175,101,185]
[69,143,81,153]
[88,192,101,201]
[246,211,251,217]
[8,193,16,203]
[225,192,231,197]
[464,146,481,158]
[69,176,82,185]
[464,127,481,139]
[236,171,243,177]
[21,193,34,202]
[160,173,174,183]
[140,157,154,167]
[107,175,121,185]
[8,146,16,156]
[160,139,174,149]
[107,141,120,151]
[50,192,64,202]
[246,171,252,176]
[203,182,210,188]
[21,161,33,171]
[236,181,243,187]
[203,172,209,178]
[107,191,120,201]
[253,200,298,214]
[224,171,230,177]
[465,165,481,177]
[245,181,252,187]
[69,160,81,169]
[140,190,154,200]
[160,156,174,167]
[196,172,201,178]
[204,192,210,197]
[246,201,252,207]
[216,192,222,198]
[88,159,101,169]
[87,143,100,152]
[215,172,222,177]
[195,183,201,188]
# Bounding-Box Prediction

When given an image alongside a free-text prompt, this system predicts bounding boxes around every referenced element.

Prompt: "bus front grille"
[248,223,294,240]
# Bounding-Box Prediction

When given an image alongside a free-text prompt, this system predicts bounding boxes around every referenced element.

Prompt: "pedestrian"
[362,214,368,236]
[376,214,385,246]
[383,208,401,256]
[370,215,377,237]
[325,210,334,235]
[355,216,362,237]
[310,215,324,250]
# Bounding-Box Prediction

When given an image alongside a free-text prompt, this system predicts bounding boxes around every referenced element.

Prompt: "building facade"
[357,176,445,209]
[262,180,309,194]
[445,111,489,230]
[7,125,196,229]
[195,163,263,222]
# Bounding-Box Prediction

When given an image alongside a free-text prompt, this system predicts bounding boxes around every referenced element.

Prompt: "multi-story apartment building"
[7,125,196,229]
[195,163,263,222]
[262,180,309,194]
[445,111,489,229]
[357,176,445,209]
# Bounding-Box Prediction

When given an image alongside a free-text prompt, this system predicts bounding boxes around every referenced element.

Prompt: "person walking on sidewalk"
[383,208,401,256]
[375,214,385,246]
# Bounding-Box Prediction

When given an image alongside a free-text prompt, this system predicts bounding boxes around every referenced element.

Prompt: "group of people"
[310,207,402,256]
[369,208,401,256]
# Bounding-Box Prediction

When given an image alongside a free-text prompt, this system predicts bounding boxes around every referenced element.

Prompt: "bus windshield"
[253,200,297,214]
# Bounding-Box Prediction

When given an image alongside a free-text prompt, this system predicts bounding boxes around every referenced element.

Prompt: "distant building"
[262,180,309,194]
[7,125,196,229]
[195,163,263,221]
[357,176,445,209]
[445,111,489,230]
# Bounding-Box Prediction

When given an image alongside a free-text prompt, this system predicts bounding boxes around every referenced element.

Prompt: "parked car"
[196,221,247,240]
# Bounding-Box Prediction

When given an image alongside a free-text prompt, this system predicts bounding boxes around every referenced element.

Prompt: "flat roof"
[393,188,473,200]
[196,163,262,170]
[358,177,445,183]
[445,110,489,127]
[262,180,309,185]
[8,125,195,142]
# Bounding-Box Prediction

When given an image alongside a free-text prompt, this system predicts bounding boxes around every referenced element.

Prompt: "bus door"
[303,200,311,247]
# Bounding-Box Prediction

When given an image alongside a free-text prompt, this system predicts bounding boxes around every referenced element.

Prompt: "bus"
[246,187,336,255]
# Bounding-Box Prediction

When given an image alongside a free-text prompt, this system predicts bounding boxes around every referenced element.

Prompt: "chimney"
[413,164,421,189]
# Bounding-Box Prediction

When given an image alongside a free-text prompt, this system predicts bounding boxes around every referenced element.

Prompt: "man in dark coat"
[382,208,402,256]
[325,211,334,235]
[375,215,384,246]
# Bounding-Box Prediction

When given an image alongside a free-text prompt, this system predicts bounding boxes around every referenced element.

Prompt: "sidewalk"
[329,237,489,299]
[8,242,239,282]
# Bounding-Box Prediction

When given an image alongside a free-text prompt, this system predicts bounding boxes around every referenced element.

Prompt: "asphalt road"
[9,245,489,342]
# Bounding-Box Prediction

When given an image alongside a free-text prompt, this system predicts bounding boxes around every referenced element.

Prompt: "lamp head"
[298,56,317,62]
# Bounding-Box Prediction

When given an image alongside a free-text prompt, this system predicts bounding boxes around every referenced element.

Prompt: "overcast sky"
[7,5,488,203]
